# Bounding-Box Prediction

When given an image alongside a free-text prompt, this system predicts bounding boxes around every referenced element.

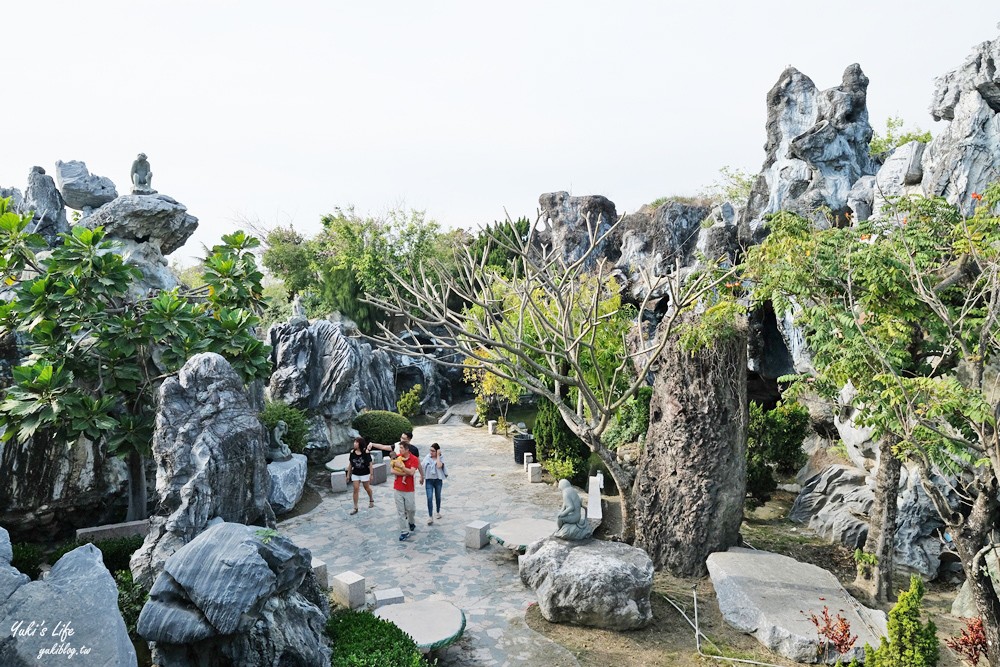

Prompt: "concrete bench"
[76,519,149,543]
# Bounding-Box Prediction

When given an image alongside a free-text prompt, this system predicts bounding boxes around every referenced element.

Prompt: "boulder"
[138,522,329,666]
[130,353,274,588]
[0,544,137,666]
[115,238,181,299]
[872,141,926,219]
[0,527,29,604]
[267,318,396,457]
[83,193,198,256]
[952,551,999,618]
[740,63,877,244]
[537,192,618,273]
[519,537,653,630]
[633,313,747,576]
[922,32,1000,212]
[24,165,69,245]
[267,454,308,515]
[54,160,117,211]
[708,548,886,664]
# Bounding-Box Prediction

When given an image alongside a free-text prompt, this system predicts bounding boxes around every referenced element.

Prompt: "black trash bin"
[513,434,536,464]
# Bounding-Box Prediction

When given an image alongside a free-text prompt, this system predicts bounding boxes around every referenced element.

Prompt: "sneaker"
[427,518,434,525]
[436,513,442,519]
[409,523,416,532]
[399,532,410,541]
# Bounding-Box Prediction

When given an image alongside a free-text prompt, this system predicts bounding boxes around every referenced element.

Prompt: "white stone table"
[375,599,466,651]
[488,518,556,553]
[324,453,350,472]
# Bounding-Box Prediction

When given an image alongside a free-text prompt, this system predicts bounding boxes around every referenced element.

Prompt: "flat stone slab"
[324,453,350,472]
[488,518,556,553]
[76,519,149,543]
[375,600,466,652]
[707,548,887,664]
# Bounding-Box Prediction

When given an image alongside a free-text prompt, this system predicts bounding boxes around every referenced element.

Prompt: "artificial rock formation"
[741,64,877,239]
[519,537,653,630]
[632,315,748,576]
[267,454,308,515]
[922,32,1000,212]
[0,543,137,666]
[54,159,117,211]
[83,193,197,256]
[24,165,70,245]
[138,521,329,666]
[0,527,29,604]
[131,353,275,588]
[267,317,395,458]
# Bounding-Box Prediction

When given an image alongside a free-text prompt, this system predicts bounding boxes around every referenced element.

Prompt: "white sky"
[3,2,998,263]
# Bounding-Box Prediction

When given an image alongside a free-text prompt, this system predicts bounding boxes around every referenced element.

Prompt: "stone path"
[279,422,580,666]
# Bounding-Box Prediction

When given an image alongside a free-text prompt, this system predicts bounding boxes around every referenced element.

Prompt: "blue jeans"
[425,478,443,516]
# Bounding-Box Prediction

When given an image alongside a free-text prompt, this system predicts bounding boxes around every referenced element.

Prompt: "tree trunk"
[953,479,1000,667]
[632,317,748,576]
[125,449,148,522]
[854,434,901,603]
[587,436,636,543]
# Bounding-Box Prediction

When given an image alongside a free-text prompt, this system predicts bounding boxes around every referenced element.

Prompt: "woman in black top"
[347,436,374,515]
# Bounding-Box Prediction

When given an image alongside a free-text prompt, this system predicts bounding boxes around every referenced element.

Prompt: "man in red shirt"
[392,440,423,541]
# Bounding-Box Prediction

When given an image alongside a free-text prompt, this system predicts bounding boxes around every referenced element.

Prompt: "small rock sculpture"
[554,479,594,540]
[268,420,293,463]
[130,153,156,194]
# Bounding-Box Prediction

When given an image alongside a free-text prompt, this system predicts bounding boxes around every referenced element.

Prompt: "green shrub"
[746,400,809,507]
[11,543,43,579]
[532,398,589,484]
[602,386,652,450]
[351,410,413,448]
[260,400,310,453]
[864,575,939,666]
[115,569,148,641]
[326,609,426,667]
[541,457,579,482]
[869,115,932,159]
[48,534,145,573]
[396,384,422,418]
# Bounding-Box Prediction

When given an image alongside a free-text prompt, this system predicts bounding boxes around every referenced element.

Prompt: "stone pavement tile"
[279,422,577,667]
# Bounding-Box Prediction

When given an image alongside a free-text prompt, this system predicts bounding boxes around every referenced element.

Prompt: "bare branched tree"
[363,212,737,540]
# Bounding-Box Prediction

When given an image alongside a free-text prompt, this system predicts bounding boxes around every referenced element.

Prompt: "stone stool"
[523,452,534,472]
[330,472,347,493]
[374,587,404,608]
[528,463,543,483]
[312,557,329,589]
[331,570,365,609]
[370,461,388,485]
[465,520,490,549]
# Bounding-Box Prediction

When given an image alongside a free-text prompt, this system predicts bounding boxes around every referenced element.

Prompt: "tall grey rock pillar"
[633,315,748,576]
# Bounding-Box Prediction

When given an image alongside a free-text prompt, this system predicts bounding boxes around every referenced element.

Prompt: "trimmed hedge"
[351,410,413,448]
[11,543,44,580]
[260,400,310,453]
[326,609,425,667]
[48,534,145,574]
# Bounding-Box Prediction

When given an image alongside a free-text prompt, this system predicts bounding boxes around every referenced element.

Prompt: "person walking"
[391,439,423,541]
[346,436,375,515]
[420,443,448,524]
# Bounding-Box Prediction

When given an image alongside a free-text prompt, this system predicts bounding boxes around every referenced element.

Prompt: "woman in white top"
[420,443,448,524]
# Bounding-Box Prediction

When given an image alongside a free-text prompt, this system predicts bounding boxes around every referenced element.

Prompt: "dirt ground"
[526,491,969,666]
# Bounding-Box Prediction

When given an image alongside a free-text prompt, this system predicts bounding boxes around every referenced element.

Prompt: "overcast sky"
[4,2,998,263]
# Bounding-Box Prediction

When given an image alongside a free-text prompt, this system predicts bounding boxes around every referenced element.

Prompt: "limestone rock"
[54,160,117,211]
[138,522,329,666]
[789,465,871,549]
[0,544,137,666]
[83,193,198,256]
[952,551,999,618]
[708,548,886,664]
[633,314,747,576]
[268,454,307,515]
[922,32,1000,215]
[872,141,927,219]
[0,527,29,604]
[537,192,618,273]
[847,175,875,222]
[519,538,653,630]
[267,318,395,457]
[741,64,877,239]
[131,353,274,588]
[24,165,69,245]
[117,238,181,299]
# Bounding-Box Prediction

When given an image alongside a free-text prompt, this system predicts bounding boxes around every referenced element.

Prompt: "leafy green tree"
[469,217,531,278]
[745,401,809,507]
[865,575,939,666]
[744,183,1000,657]
[533,397,590,483]
[0,198,271,521]
[869,115,932,158]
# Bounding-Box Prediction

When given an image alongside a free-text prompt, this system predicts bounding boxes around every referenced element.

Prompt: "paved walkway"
[279,422,580,666]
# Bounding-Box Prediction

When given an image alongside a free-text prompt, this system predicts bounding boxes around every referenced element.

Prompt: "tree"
[364,213,737,540]
[869,115,932,159]
[0,198,271,521]
[744,183,1000,659]
[865,575,939,666]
